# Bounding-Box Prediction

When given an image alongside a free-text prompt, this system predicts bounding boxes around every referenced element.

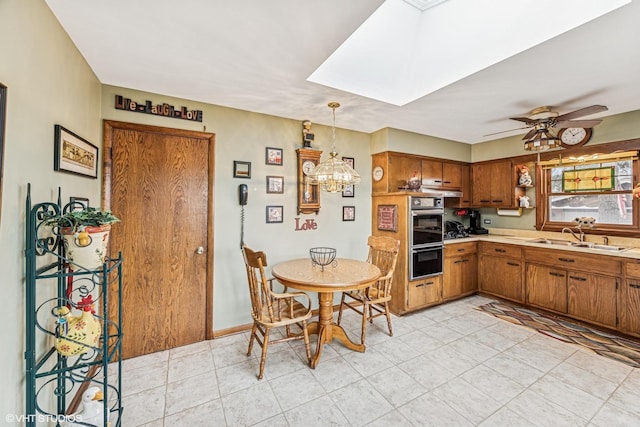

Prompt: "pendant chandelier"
[523,125,560,151]
[307,102,361,193]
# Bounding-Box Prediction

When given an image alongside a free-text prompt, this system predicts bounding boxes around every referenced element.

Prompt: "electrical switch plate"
[483,219,492,224]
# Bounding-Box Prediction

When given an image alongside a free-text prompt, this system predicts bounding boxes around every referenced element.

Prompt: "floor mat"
[476,301,640,368]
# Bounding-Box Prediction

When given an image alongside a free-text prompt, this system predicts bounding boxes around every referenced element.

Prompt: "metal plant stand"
[24,184,123,426]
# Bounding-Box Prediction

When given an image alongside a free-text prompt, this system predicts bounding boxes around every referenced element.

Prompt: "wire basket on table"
[309,247,337,271]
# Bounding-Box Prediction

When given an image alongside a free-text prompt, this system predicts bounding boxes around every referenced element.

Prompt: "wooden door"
[567,272,617,327]
[525,264,567,313]
[471,163,492,206]
[620,279,640,335]
[103,120,214,359]
[479,255,523,302]
[489,160,513,206]
[421,159,443,187]
[442,162,462,189]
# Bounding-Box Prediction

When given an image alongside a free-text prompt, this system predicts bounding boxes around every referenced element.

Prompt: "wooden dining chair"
[337,236,400,345]
[241,245,312,379]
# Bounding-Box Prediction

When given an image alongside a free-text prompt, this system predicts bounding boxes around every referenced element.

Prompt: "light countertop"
[444,228,640,260]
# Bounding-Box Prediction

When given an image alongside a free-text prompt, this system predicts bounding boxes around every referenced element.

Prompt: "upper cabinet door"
[421,159,443,187]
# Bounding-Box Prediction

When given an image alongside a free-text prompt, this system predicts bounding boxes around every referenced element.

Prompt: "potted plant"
[46,207,120,270]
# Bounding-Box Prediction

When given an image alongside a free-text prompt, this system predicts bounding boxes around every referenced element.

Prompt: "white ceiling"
[44,0,640,145]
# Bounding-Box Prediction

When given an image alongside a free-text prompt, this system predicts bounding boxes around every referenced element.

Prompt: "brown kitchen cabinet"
[421,159,462,189]
[371,152,421,193]
[371,151,468,195]
[471,159,514,207]
[443,242,477,301]
[524,247,620,329]
[525,263,568,313]
[478,242,524,302]
[407,275,442,309]
[621,261,640,337]
[567,273,617,328]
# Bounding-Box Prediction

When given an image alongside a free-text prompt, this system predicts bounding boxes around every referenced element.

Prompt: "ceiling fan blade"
[509,116,536,124]
[521,128,538,140]
[483,126,530,137]
[555,105,608,121]
[555,119,603,128]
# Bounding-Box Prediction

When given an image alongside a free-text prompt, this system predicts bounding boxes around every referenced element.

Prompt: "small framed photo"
[377,204,398,232]
[266,175,284,194]
[69,197,89,212]
[233,161,251,179]
[342,184,354,198]
[343,206,355,221]
[265,147,283,166]
[342,156,354,168]
[266,205,283,223]
[54,125,98,179]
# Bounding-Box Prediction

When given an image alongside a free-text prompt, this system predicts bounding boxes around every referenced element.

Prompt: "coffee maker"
[468,209,488,235]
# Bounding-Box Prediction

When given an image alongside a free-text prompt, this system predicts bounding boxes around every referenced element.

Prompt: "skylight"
[308,0,631,106]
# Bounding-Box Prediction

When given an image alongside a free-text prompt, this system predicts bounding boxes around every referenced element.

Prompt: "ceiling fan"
[485,105,608,150]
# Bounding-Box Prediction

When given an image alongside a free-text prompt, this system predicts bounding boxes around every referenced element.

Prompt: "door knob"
[195,246,205,254]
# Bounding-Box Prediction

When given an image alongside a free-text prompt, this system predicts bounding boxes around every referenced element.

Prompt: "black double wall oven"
[409,196,444,280]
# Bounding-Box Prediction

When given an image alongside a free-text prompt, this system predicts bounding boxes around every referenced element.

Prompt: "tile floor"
[119,295,640,426]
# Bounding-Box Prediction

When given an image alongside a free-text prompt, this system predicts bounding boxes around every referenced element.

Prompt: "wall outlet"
[483,219,492,224]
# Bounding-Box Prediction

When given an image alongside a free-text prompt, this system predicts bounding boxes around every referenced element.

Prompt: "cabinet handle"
[443,180,451,184]
[629,283,640,289]
[507,262,520,267]
[495,248,506,253]
[569,275,587,281]
[549,272,565,278]
[492,199,503,203]
[457,248,465,252]
[454,259,469,264]
[558,257,575,263]
[434,180,442,183]
[415,281,435,288]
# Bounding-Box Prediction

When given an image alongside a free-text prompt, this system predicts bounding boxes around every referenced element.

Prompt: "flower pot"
[61,224,111,270]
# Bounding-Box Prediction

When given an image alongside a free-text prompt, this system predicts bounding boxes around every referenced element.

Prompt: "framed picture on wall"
[342,157,355,197]
[266,205,283,223]
[69,197,89,211]
[266,175,284,194]
[265,147,283,166]
[343,206,355,221]
[377,204,397,232]
[233,160,251,178]
[0,83,6,223]
[54,125,99,179]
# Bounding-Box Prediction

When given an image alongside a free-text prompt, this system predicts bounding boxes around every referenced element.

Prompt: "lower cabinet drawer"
[525,248,621,275]
[407,275,442,309]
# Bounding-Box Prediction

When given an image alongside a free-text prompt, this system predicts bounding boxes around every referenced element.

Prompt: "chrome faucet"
[562,227,585,242]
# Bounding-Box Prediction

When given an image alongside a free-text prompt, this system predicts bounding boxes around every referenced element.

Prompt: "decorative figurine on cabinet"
[519,195,530,208]
[517,164,533,186]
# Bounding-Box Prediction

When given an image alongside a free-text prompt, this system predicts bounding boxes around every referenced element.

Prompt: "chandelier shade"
[523,127,560,151]
[307,102,361,193]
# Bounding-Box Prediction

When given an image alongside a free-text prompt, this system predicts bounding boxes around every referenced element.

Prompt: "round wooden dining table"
[272,258,381,368]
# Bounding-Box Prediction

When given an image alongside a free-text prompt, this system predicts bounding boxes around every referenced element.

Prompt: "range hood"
[419,187,463,198]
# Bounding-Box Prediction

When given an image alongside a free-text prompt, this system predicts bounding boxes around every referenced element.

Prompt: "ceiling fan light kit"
[501,105,608,152]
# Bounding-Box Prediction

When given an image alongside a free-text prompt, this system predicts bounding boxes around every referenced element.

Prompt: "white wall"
[100,85,373,331]
[0,0,103,419]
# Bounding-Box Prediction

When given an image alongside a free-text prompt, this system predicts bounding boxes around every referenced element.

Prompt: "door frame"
[102,119,216,339]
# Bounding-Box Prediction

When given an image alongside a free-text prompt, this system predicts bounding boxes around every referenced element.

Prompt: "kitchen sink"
[570,242,630,251]
[528,238,629,251]
[528,238,573,246]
